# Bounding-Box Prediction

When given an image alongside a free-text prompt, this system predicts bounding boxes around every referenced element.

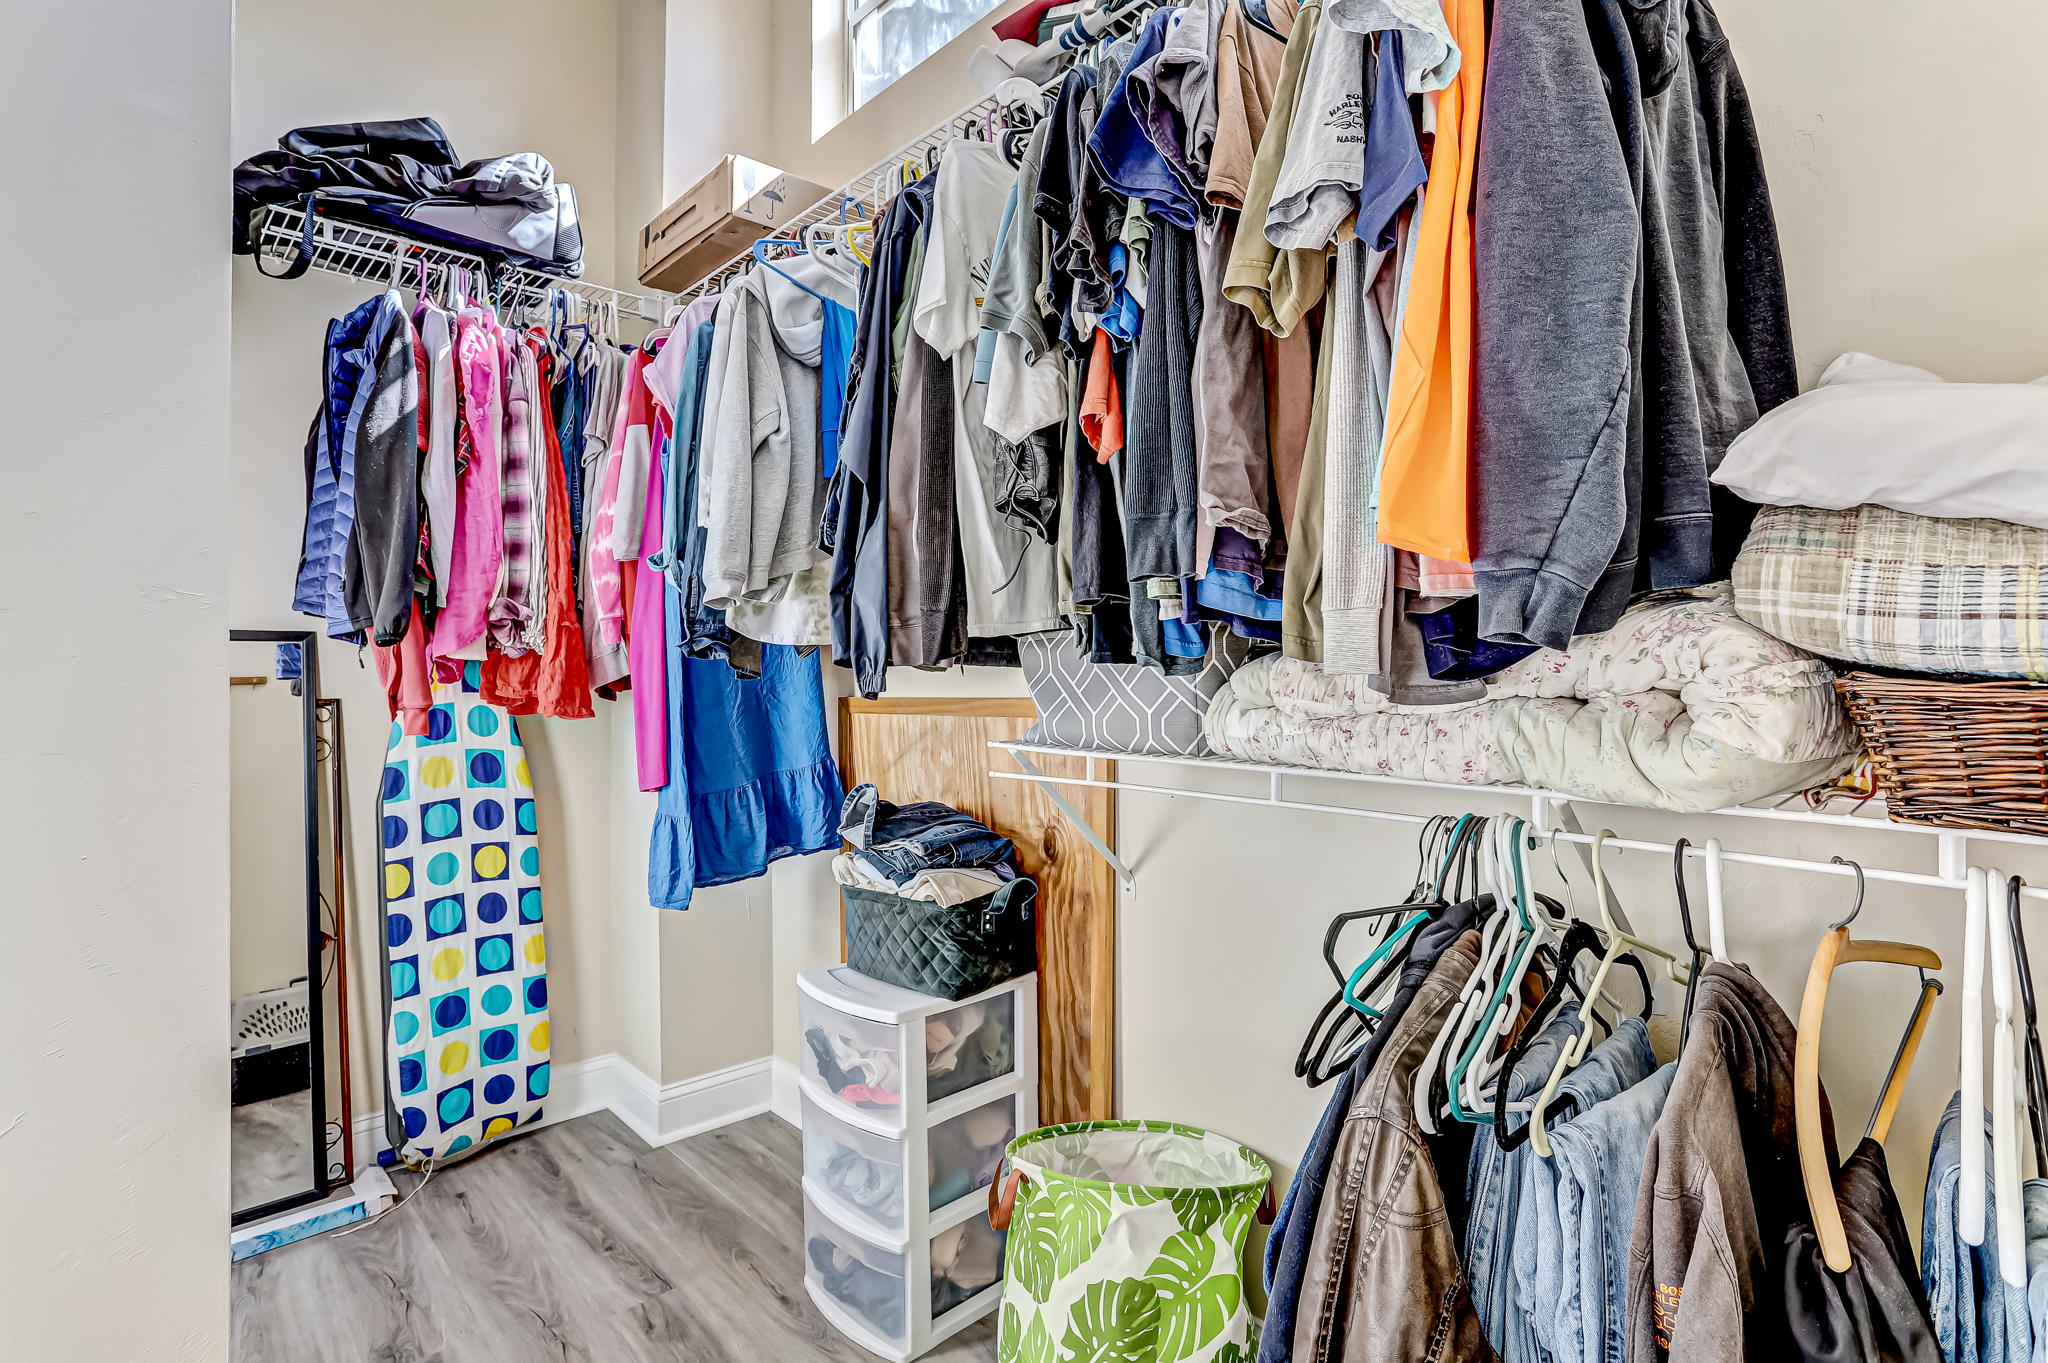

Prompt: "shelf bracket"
[1007,749,1134,890]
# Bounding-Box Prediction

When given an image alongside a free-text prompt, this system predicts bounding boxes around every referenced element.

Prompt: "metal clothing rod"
[987,743,2048,904]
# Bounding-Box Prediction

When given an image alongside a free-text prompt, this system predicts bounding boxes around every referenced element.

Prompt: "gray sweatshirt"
[1472,0,1795,651]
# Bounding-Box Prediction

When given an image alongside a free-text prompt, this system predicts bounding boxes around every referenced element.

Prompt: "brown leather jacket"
[1291,933,1498,1363]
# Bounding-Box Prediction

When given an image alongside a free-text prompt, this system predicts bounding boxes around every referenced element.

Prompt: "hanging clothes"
[1293,933,1493,1363]
[1371,0,1482,566]
[294,289,420,646]
[1261,897,1481,1363]
[830,184,925,697]
[1628,962,1814,1363]
[644,287,843,907]
[481,337,595,721]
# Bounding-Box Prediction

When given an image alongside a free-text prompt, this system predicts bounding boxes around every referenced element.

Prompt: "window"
[849,0,1005,109]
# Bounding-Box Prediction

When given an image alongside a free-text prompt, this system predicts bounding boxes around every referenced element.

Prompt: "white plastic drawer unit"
[927,1092,1017,1213]
[797,966,1036,1131]
[805,1190,910,1353]
[803,1090,908,1237]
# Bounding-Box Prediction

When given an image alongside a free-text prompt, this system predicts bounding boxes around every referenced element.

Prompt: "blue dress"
[648,317,842,910]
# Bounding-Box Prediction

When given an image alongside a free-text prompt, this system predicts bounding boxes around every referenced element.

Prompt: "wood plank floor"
[232,1111,998,1363]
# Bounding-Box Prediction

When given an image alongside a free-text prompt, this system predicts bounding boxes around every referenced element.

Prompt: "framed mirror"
[229,629,349,1224]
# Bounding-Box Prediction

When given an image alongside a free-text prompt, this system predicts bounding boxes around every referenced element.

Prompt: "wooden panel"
[840,699,1116,1125]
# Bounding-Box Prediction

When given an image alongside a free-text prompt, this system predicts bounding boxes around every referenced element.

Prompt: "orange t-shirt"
[1374,0,1485,564]
[1080,330,1125,461]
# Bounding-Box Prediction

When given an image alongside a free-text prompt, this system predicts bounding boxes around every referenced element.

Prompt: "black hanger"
[1490,918,1653,1151]
[2008,874,2048,1174]
[1295,817,1476,1086]
[1673,839,1709,1046]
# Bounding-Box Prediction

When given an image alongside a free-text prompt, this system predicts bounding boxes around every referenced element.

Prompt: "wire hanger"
[1793,855,1943,1272]
[1528,832,1688,1156]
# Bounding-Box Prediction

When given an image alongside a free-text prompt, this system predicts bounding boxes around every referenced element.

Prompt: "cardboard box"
[638,155,830,292]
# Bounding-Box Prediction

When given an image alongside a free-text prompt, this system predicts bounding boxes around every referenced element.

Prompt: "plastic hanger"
[1673,838,1711,1046]
[1490,918,1648,1150]
[1294,818,1465,1085]
[2009,873,2048,1176]
[1446,821,1556,1125]
[1988,863,2027,1283]
[1792,856,1943,1271]
[1529,832,1688,1157]
[750,238,831,306]
[1963,866,1989,1246]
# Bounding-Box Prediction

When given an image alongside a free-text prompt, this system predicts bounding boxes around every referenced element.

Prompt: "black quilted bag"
[844,877,1037,1001]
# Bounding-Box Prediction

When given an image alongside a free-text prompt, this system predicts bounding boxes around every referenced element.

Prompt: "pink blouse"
[429,309,506,667]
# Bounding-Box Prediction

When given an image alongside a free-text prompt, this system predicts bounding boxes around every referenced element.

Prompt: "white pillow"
[1711,352,2048,530]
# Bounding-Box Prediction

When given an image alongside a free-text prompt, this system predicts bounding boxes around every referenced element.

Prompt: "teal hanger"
[1445,820,1541,1124]
[1338,814,1482,1019]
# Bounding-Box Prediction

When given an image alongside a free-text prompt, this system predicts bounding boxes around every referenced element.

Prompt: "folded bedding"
[1203,585,1855,812]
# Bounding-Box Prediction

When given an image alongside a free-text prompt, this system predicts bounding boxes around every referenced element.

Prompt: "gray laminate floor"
[232,1089,314,1213]
[231,1110,997,1362]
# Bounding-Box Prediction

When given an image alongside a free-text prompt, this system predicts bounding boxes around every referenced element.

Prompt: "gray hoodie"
[1472,0,1795,651]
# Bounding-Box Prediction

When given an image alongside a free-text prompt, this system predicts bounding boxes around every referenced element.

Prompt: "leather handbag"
[843,877,1037,1001]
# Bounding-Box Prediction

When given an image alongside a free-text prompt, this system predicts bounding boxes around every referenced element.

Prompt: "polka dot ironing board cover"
[379,662,551,1164]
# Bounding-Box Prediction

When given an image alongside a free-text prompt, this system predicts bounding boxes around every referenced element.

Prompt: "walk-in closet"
[14,2,2048,1362]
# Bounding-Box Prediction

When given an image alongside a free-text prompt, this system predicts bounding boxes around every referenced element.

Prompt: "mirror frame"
[229,628,332,1226]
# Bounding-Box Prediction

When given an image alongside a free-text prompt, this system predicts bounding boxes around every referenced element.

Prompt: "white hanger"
[1988,863,2027,1283]
[1961,865,1989,1245]
[1413,819,1518,1133]
[1703,837,1728,961]
[1529,832,1687,1158]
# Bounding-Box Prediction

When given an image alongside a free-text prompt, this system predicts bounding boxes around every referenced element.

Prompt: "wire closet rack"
[251,203,676,323]
[679,0,1158,300]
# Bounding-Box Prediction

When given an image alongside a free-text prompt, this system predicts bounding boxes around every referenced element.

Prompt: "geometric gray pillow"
[1017,628,1253,757]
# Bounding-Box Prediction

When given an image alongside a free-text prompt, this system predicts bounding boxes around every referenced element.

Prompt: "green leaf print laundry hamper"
[989,1120,1272,1363]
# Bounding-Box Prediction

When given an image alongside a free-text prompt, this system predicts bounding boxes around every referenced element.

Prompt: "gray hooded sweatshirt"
[1472,0,1795,651]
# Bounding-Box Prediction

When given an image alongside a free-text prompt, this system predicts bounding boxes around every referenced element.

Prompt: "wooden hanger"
[1794,856,1943,1272]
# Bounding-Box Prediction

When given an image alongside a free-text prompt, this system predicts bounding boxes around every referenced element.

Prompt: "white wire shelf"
[987,739,2048,903]
[679,0,1159,300]
[251,202,675,323]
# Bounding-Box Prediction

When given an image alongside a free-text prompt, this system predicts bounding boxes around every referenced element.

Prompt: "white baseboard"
[350,1052,772,1170]
[771,1056,802,1129]
[605,1054,774,1147]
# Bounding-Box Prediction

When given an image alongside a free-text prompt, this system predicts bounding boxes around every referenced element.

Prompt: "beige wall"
[229,0,672,1117]
[680,0,2048,1233]
[0,0,234,1355]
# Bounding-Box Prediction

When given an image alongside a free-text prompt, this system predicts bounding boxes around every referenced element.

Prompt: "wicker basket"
[1835,673,2048,836]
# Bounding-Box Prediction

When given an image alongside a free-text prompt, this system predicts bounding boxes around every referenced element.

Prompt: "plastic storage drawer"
[805,1191,910,1351]
[926,991,1018,1105]
[799,986,907,1121]
[926,1091,1018,1213]
[929,1212,1008,1322]
[802,1091,907,1237]
[798,967,1025,1127]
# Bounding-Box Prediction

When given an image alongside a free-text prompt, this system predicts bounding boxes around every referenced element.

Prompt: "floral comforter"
[1203,586,1855,812]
